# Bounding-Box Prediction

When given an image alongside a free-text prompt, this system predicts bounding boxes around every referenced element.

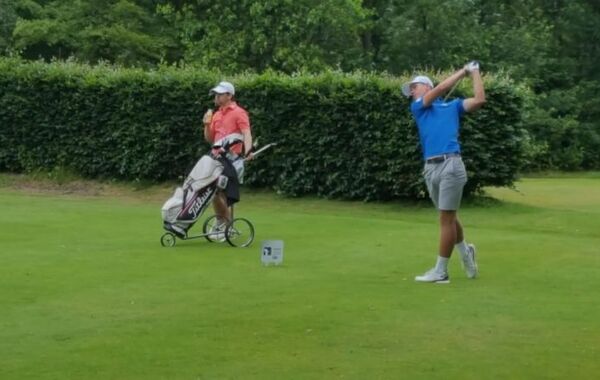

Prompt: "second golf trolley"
[160,138,275,248]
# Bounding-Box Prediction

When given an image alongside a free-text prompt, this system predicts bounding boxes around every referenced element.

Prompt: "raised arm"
[422,68,467,107]
[462,62,486,112]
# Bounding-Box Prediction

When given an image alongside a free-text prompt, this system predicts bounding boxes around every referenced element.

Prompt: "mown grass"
[0,174,599,379]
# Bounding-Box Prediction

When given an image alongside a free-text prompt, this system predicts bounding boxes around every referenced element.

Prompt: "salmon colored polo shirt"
[209,102,250,155]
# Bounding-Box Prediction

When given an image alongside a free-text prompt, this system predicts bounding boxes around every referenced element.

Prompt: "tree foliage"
[1,0,600,170]
[10,0,179,66]
[0,0,19,52]
[157,0,370,73]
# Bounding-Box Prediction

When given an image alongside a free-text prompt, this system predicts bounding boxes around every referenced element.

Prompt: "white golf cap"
[401,75,434,97]
[210,81,235,95]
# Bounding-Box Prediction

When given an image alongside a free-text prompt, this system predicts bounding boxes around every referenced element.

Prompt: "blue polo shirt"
[410,97,465,159]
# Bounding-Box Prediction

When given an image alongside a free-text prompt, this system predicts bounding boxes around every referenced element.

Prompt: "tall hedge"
[0,58,526,200]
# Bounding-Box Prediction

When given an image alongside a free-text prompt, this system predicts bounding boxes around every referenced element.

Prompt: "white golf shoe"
[460,244,478,279]
[415,268,450,284]
[209,223,226,243]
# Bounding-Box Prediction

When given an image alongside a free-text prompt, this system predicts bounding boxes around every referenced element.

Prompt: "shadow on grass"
[461,189,547,215]
[463,194,508,208]
[520,171,600,179]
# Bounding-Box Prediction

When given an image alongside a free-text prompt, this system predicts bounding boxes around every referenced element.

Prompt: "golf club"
[443,77,463,102]
[248,142,278,160]
[443,60,480,102]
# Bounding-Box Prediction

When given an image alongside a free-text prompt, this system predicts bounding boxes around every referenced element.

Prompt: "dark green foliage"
[460,80,527,194]
[0,0,18,52]
[157,0,369,73]
[0,58,525,200]
[10,0,179,67]
[3,1,600,171]
[0,59,216,179]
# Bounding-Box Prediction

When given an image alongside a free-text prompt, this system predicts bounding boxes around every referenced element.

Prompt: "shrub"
[0,58,526,200]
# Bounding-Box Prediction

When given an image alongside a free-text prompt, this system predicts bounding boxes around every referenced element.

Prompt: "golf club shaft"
[247,142,277,159]
[443,78,463,102]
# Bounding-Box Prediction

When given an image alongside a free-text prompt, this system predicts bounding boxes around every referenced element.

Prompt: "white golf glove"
[464,60,480,73]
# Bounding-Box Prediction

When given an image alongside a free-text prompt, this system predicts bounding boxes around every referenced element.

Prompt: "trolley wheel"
[161,232,176,247]
[225,218,255,247]
[202,214,223,243]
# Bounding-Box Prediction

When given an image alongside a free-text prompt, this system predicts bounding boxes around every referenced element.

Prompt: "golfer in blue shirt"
[403,61,485,283]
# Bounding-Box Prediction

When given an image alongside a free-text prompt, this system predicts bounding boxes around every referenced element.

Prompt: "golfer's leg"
[212,191,231,224]
[439,210,457,258]
[438,157,466,257]
[423,164,439,209]
[455,216,473,265]
[415,163,452,280]
[454,216,471,256]
[455,218,464,244]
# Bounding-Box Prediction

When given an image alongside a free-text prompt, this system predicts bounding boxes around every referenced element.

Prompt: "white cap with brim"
[401,75,434,97]
[210,81,235,95]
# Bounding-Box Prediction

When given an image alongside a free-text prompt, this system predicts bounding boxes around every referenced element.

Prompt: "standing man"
[402,61,485,283]
[203,81,253,237]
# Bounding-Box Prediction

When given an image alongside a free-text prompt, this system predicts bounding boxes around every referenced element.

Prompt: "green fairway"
[1,175,599,379]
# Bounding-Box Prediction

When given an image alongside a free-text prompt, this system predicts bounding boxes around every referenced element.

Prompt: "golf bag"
[161,138,242,238]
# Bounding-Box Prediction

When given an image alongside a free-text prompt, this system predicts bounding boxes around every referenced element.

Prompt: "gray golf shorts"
[233,159,245,184]
[423,156,467,210]
[225,153,245,184]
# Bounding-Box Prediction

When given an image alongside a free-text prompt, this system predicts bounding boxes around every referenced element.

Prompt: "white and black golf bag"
[161,137,243,238]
